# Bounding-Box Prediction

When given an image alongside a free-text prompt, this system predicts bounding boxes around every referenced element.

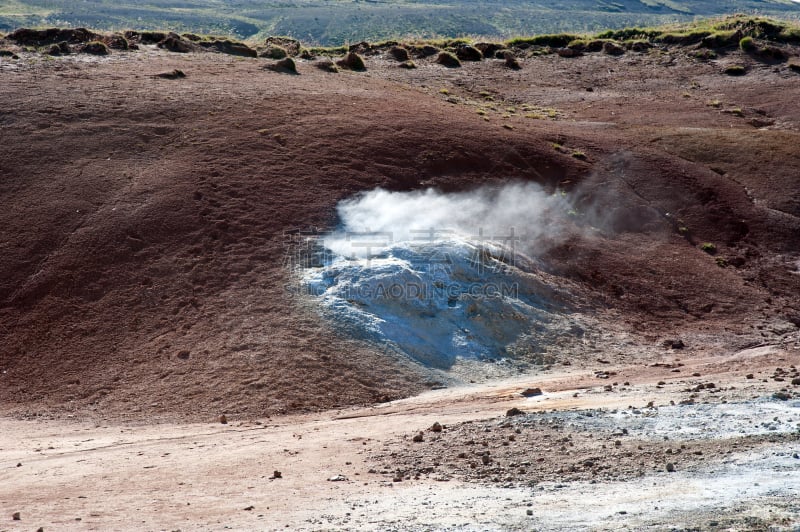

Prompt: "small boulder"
[12,512,20,520]
[435,51,461,68]
[398,60,416,69]
[218,414,228,424]
[430,422,443,432]
[388,46,410,62]
[506,407,525,417]
[107,34,129,50]
[602,41,625,56]
[503,51,521,70]
[724,65,747,76]
[412,432,424,442]
[200,40,257,58]
[158,33,195,53]
[259,45,287,59]
[455,44,482,61]
[82,41,110,56]
[348,41,371,55]
[474,42,502,58]
[520,387,542,397]
[336,51,366,71]
[264,37,301,56]
[556,47,580,58]
[269,57,298,74]
[315,59,339,73]
[156,69,187,80]
[420,45,439,57]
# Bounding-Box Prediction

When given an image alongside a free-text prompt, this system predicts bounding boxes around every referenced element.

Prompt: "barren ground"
[1,30,800,529]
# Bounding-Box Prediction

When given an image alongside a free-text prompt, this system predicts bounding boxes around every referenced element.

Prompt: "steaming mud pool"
[301,236,583,370]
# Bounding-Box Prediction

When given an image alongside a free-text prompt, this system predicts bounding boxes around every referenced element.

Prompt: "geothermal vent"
[290,185,589,370]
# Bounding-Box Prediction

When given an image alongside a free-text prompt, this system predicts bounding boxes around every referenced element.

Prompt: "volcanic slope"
[1,26,799,421]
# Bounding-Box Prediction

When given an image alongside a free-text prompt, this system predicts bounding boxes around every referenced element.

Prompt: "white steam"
[324,183,571,258]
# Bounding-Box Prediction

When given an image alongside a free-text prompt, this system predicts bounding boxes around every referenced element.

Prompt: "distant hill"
[1,0,799,46]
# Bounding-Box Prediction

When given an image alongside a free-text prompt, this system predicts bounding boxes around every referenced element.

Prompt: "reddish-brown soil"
[1,39,799,423]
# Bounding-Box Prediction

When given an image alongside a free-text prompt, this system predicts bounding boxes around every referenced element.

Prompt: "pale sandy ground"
[1,344,798,531]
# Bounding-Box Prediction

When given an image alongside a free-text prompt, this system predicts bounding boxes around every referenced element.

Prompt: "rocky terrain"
[1,15,799,530]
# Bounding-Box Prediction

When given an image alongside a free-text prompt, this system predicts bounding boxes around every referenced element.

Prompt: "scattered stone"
[481,453,491,465]
[420,45,439,57]
[724,65,746,76]
[348,41,371,55]
[435,51,461,68]
[506,407,525,417]
[503,51,521,70]
[520,387,542,397]
[107,34,129,50]
[8,27,100,46]
[336,52,366,71]
[260,45,288,59]
[243,505,254,511]
[791,377,800,385]
[666,462,675,472]
[412,432,424,442]
[46,41,71,56]
[158,33,195,53]
[602,41,625,56]
[264,37,301,56]
[772,391,791,401]
[526,509,533,516]
[156,69,186,80]
[176,350,190,359]
[0,50,19,59]
[398,60,417,69]
[455,44,482,61]
[388,46,410,62]
[12,512,20,520]
[758,46,787,62]
[430,422,443,433]
[271,471,282,479]
[328,474,347,482]
[314,59,339,73]
[269,57,298,74]
[556,47,580,58]
[199,40,257,58]
[82,41,110,56]
[131,30,167,44]
[746,374,754,379]
[474,42,502,58]
[218,414,228,424]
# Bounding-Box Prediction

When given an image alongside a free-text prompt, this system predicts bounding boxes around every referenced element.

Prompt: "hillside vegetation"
[1,0,799,45]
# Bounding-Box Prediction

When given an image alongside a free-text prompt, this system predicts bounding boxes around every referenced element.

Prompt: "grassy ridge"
[1,0,799,45]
